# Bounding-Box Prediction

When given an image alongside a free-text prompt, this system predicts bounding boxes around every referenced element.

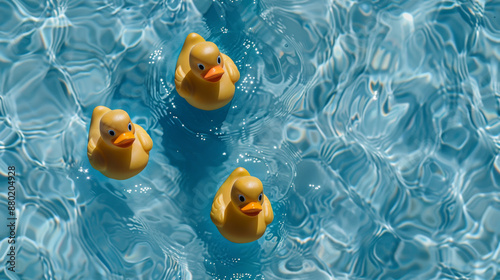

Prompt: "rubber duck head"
[189,42,225,83]
[99,109,136,148]
[230,176,264,217]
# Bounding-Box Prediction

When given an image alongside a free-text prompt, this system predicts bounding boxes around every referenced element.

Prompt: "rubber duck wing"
[87,140,97,155]
[134,124,153,152]
[174,65,186,94]
[222,54,240,83]
[174,65,193,98]
[88,106,111,151]
[262,194,274,225]
[210,193,226,227]
[88,147,106,172]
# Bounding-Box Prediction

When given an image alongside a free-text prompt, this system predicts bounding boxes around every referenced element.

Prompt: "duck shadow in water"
[159,93,232,197]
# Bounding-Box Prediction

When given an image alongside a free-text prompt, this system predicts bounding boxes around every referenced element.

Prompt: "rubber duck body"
[87,106,153,180]
[211,167,274,243]
[175,33,240,111]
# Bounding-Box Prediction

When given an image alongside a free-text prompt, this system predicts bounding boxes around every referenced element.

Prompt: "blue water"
[1,0,500,279]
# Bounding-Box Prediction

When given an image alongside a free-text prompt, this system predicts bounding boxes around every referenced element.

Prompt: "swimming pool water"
[1,0,500,279]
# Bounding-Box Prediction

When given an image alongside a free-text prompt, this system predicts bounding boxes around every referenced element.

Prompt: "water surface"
[1,0,500,279]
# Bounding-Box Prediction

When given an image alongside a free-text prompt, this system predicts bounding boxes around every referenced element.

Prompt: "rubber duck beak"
[240,202,262,216]
[113,131,135,148]
[203,65,224,82]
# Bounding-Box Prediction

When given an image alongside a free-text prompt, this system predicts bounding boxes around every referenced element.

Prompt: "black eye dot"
[128,123,132,131]
[239,195,245,202]
[108,130,115,136]
[198,63,205,70]
[258,193,262,201]
[217,56,221,64]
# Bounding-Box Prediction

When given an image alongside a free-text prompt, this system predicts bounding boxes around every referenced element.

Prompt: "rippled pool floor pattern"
[1,0,500,279]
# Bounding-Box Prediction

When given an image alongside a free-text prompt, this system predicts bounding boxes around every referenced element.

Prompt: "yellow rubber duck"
[210,167,274,243]
[87,106,153,180]
[175,33,240,111]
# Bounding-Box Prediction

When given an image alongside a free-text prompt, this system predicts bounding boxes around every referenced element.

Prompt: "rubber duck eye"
[198,63,205,70]
[258,193,262,201]
[217,55,221,64]
[238,195,245,202]
[128,123,132,131]
[108,130,115,136]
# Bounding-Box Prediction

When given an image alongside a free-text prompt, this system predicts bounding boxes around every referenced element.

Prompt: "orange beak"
[203,65,224,82]
[113,131,135,148]
[240,202,262,216]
